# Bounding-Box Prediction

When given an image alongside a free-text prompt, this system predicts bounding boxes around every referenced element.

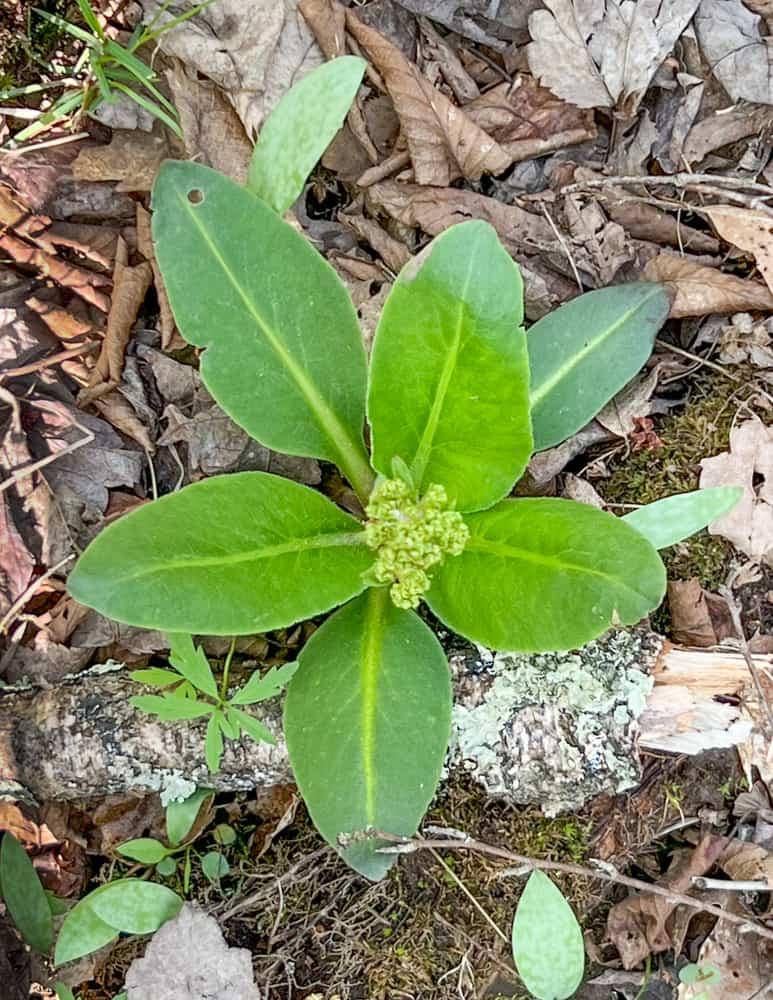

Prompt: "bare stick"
[369,829,773,944]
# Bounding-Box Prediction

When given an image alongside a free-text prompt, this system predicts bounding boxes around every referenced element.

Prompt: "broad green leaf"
[68,472,372,634]
[528,283,670,451]
[55,888,118,965]
[622,487,743,549]
[131,694,214,721]
[230,707,276,746]
[512,871,584,999]
[427,498,666,652]
[151,162,372,496]
[205,713,224,772]
[201,851,229,882]
[166,788,213,846]
[89,879,182,934]
[247,57,366,214]
[168,633,218,698]
[229,661,299,705]
[0,832,53,953]
[130,667,181,688]
[284,589,452,880]
[368,221,531,511]
[217,710,240,740]
[116,838,169,864]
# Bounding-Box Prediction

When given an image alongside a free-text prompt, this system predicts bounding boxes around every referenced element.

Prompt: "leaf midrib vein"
[111,530,366,584]
[529,289,658,410]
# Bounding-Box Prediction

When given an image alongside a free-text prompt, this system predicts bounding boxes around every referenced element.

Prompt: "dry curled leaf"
[695,0,773,105]
[344,5,511,184]
[643,254,773,317]
[705,205,773,297]
[527,0,700,113]
[700,416,773,565]
[668,579,734,648]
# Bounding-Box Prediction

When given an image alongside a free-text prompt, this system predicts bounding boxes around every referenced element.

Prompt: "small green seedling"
[130,632,297,771]
[68,57,742,881]
[512,871,584,999]
[116,786,231,888]
[678,962,722,999]
[4,0,213,145]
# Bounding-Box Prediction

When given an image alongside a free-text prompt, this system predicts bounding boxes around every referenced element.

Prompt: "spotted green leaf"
[284,589,452,880]
[68,473,372,634]
[151,162,372,496]
[368,221,531,511]
[512,870,584,999]
[622,487,743,549]
[247,57,366,214]
[427,498,666,652]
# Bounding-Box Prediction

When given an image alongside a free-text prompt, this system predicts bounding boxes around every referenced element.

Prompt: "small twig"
[0,399,95,495]
[429,847,508,943]
[0,555,74,634]
[0,341,100,380]
[719,582,773,737]
[369,830,773,943]
[541,204,583,292]
[654,339,742,383]
[692,876,771,892]
[561,172,773,198]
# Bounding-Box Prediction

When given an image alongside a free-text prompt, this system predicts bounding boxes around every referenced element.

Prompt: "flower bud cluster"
[364,477,469,609]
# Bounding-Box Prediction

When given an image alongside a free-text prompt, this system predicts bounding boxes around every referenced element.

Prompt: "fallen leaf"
[25,297,93,343]
[464,76,596,163]
[562,473,605,508]
[125,905,261,1000]
[142,0,322,139]
[604,201,719,254]
[527,0,700,113]
[0,492,35,621]
[596,366,661,438]
[563,195,633,286]
[719,839,773,883]
[607,834,728,969]
[643,254,773,317]
[341,213,411,273]
[695,0,773,104]
[80,237,153,403]
[700,416,773,565]
[166,61,253,184]
[72,131,170,192]
[718,313,773,368]
[418,17,480,103]
[136,205,179,352]
[705,206,773,297]
[677,893,773,1000]
[343,4,511,184]
[683,105,773,166]
[392,0,540,49]
[668,579,735,647]
[0,231,111,312]
[0,802,42,848]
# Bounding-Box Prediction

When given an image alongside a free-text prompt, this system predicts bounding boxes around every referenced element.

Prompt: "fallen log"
[0,631,765,812]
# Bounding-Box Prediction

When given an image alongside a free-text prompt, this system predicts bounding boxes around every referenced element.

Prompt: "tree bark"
[0,634,764,810]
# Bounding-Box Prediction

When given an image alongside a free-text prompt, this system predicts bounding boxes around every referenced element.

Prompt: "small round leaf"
[201,851,230,882]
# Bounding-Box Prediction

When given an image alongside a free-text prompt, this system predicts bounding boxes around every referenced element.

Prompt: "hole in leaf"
[187,189,204,204]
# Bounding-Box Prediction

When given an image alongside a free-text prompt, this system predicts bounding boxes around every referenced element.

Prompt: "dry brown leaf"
[700,416,773,565]
[527,0,701,113]
[72,131,170,192]
[695,0,773,104]
[392,0,540,50]
[719,839,773,883]
[562,473,605,508]
[298,0,346,57]
[25,296,93,342]
[418,17,479,103]
[606,835,728,969]
[464,76,595,162]
[341,213,411,273]
[166,62,253,184]
[141,0,322,139]
[668,579,735,648]
[0,802,41,847]
[0,492,35,620]
[719,313,773,368]
[643,254,773,317]
[136,205,179,351]
[94,392,155,455]
[677,893,773,1000]
[705,205,773,296]
[605,201,719,254]
[344,6,512,184]
[81,237,153,403]
[0,231,111,312]
[596,366,660,437]
[683,104,773,166]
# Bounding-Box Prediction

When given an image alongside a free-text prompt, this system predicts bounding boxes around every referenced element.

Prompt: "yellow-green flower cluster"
[364,477,469,609]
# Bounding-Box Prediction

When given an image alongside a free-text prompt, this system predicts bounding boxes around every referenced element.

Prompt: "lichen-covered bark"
[0,635,758,809]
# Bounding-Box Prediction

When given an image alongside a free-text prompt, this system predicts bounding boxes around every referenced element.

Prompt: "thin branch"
[368,829,773,944]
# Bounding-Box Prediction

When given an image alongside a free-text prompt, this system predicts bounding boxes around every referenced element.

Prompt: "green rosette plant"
[68,56,741,880]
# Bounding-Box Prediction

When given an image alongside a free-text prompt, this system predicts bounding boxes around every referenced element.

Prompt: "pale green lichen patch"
[448,630,661,814]
[364,477,468,609]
